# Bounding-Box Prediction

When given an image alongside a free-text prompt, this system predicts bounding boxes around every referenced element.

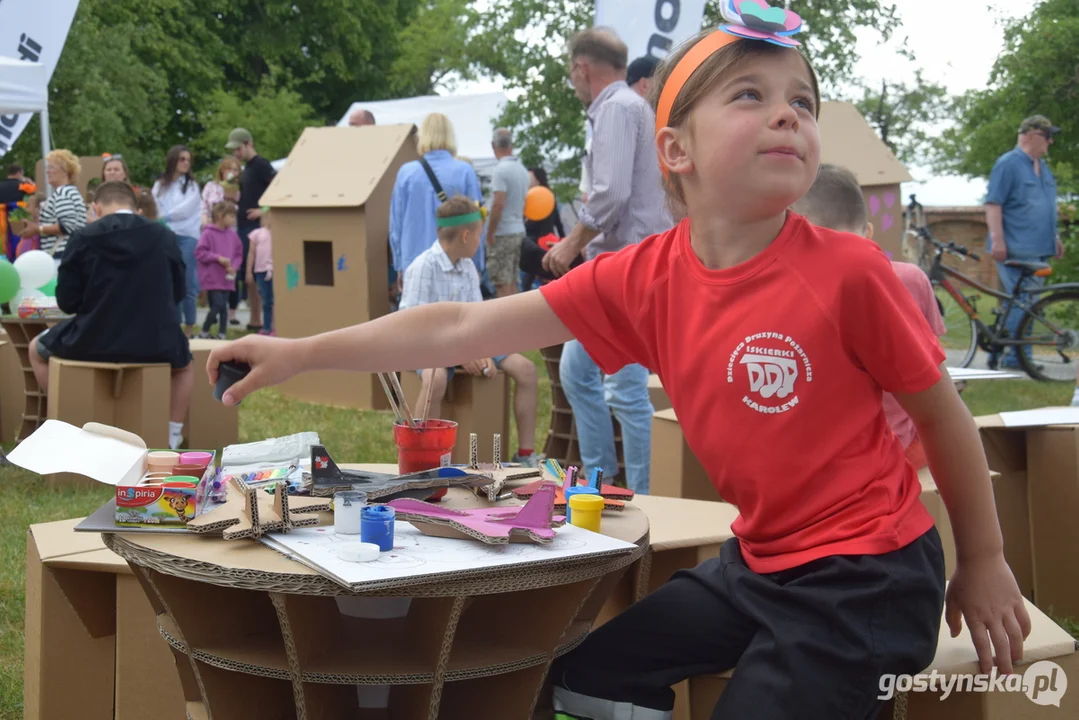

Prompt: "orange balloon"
[524,186,556,221]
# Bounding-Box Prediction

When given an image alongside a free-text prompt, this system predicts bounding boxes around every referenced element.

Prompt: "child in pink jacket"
[195,202,243,339]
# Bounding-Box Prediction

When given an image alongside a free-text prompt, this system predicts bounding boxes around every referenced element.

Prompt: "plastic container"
[171,464,205,477]
[563,485,600,523]
[334,490,368,535]
[147,451,179,473]
[568,494,604,532]
[163,478,199,488]
[179,451,213,468]
[214,361,251,405]
[393,419,457,500]
[361,505,396,551]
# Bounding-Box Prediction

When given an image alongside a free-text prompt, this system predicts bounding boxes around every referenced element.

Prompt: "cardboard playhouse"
[819,101,914,261]
[260,124,420,411]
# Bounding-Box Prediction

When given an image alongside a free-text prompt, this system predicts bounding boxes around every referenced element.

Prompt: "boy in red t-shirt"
[791,163,947,470]
[207,12,1028,719]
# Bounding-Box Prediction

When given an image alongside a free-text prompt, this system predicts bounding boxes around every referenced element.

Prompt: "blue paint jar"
[361,505,396,551]
[563,485,600,523]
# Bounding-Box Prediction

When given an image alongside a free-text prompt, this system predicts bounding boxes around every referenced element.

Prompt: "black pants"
[552,529,945,720]
[202,290,230,336]
[229,226,253,310]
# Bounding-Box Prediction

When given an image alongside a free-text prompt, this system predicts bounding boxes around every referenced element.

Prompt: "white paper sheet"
[947,367,1023,380]
[261,521,636,591]
[998,407,1079,428]
[7,420,144,484]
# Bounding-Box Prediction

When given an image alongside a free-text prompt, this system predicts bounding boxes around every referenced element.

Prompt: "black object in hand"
[214,361,252,405]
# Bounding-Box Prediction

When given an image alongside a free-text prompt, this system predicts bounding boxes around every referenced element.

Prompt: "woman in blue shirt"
[390,113,485,297]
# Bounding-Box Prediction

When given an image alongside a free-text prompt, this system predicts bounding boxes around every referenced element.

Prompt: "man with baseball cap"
[626,55,658,99]
[985,114,1062,369]
[225,128,276,330]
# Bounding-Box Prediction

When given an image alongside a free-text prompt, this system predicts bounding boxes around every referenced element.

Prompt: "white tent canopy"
[335,92,508,180]
[0,56,51,189]
[0,56,47,113]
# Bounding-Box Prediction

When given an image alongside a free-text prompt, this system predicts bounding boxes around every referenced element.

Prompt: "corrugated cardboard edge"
[819,101,913,186]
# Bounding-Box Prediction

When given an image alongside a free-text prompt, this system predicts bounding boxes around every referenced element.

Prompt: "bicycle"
[905,195,1079,382]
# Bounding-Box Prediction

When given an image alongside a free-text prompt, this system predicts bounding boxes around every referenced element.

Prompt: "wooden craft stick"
[377,373,405,424]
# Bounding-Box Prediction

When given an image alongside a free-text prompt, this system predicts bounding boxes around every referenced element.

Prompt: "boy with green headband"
[399,196,539,466]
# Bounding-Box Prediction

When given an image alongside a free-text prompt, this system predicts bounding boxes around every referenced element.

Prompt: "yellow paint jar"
[568,494,604,533]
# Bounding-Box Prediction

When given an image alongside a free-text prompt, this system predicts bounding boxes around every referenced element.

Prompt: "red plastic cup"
[393,419,458,499]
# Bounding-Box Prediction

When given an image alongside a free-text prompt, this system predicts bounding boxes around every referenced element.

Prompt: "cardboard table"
[0,315,62,441]
[100,465,649,720]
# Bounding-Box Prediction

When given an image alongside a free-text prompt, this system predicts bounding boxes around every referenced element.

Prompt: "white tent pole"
[39,103,52,196]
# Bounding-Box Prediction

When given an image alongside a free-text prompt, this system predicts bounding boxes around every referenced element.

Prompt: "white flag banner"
[0,0,80,158]
[594,0,708,61]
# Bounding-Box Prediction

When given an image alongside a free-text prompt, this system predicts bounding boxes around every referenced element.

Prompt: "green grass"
[0,360,1075,717]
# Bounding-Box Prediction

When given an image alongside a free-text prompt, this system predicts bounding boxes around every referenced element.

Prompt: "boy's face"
[459,223,482,257]
[217,212,237,227]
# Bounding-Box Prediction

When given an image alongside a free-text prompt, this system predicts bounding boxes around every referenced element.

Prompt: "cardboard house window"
[304,241,335,287]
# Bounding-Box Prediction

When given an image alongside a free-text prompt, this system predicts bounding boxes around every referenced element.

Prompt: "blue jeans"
[559,340,653,494]
[175,235,199,327]
[996,260,1046,366]
[255,271,274,332]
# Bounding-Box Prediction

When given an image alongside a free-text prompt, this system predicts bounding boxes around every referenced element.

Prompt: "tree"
[852,72,951,165]
[468,0,905,199]
[388,0,481,96]
[930,0,1078,194]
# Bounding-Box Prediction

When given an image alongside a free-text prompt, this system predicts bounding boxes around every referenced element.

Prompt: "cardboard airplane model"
[387,481,566,545]
[303,445,490,499]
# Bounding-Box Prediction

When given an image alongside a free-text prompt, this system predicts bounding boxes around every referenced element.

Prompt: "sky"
[457,1,1029,207]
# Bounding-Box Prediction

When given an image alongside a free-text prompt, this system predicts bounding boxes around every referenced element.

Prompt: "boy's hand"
[946,553,1031,675]
[481,357,497,376]
[206,335,302,406]
[461,359,487,376]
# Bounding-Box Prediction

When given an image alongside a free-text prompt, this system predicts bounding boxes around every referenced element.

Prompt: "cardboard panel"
[1026,428,1079,619]
[116,575,186,720]
[863,183,903,260]
[918,468,956,579]
[648,374,670,412]
[23,533,115,720]
[978,424,1034,600]
[186,339,239,451]
[362,137,419,321]
[650,410,720,502]
[0,337,22,444]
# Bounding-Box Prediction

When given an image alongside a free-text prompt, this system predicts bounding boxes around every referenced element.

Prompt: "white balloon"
[13,250,57,290]
[10,287,47,308]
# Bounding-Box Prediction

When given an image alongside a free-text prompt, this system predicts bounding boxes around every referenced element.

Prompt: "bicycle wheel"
[1015,289,1079,382]
[933,282,977,368]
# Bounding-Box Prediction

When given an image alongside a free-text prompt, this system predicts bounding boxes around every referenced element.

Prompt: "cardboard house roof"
[819,101,913,186]
[259,124,417,209]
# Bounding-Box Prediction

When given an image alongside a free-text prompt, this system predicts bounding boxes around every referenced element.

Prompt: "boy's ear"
[93,202,104,218]
[864,221,874,241]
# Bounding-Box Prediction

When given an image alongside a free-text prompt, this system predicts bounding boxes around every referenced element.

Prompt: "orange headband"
[654,30,740,177]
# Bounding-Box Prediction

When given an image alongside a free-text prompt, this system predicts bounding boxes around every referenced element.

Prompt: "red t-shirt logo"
[727,332,813,414]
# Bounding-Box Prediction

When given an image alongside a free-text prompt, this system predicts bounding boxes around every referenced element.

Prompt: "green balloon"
[38,278,57,297]
[0,259,19,305]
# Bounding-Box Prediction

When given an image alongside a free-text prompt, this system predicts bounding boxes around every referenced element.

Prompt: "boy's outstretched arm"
[895,369,1031,675]
[206,290,573,405]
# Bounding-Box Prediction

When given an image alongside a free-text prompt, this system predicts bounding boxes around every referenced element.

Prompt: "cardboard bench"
[45,358,171,488]
[688,595,1079,719]
[185,339,238,452]
[977,410,1079,621]
[0,335,22,444]
[24,518,185,720]
[399,369,512,464]
[648,374,671,412]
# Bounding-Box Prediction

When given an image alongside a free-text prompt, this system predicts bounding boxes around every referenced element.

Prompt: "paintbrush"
[387,372,417,428]
[420,374,436,427]
[377,372,406,424]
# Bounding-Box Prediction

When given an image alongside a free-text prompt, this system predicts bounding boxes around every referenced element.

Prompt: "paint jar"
[569,494,604,533]
[172,464,206,478]
[334,490,368,535]
[163,478,199,488]
[140,472,173,486]
[147,451,179,473]
[393,419,457,500]
[361,505,395,551]
[179,452,213,472]
[563,486,600,523]
[213,361,251,405]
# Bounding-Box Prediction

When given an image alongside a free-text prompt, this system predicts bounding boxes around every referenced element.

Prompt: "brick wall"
[922,207,998,288]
